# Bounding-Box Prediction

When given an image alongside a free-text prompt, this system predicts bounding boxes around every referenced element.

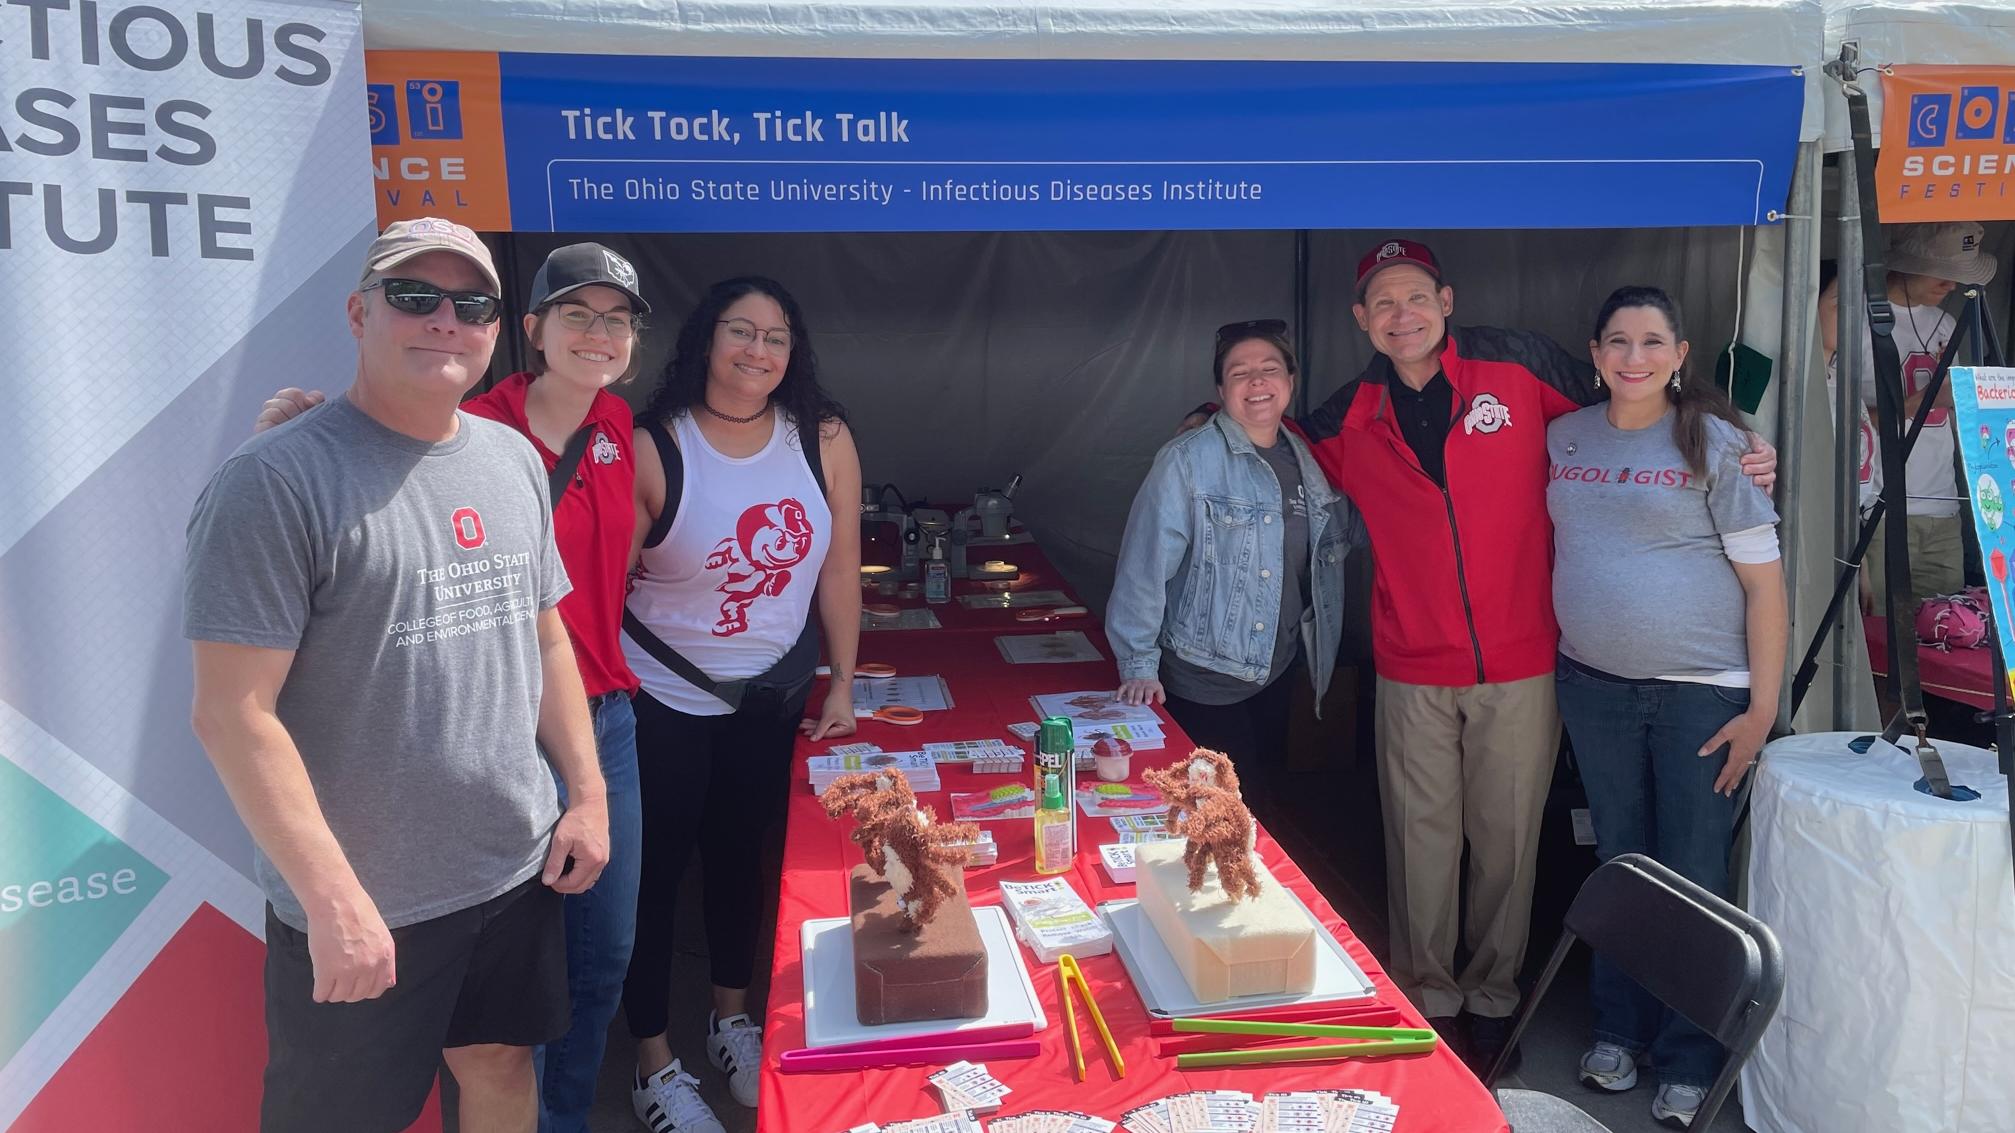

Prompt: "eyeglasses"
[552,304,638,340]
[362,278,503,325]
[716,318,793,352]
[1214,318,1288,349]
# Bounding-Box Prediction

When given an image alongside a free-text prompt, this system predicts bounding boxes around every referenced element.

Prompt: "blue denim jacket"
[1107,412,1357,704]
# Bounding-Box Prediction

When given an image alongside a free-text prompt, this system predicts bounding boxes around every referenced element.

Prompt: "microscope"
[948,474,1025,578]
[860,484,922,582]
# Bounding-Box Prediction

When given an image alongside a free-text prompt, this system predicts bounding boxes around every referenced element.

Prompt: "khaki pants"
[1864,513,1964,605]
[1374,673,1559,1020]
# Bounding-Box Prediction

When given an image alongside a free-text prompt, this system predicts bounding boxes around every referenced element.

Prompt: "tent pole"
[1834,151,1867,730]
[1294,229,1312,417]
[1774,139,1819,735]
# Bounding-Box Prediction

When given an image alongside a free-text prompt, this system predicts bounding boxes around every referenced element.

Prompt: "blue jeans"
[535,692,643,1133]
[1555,657,1746,1089]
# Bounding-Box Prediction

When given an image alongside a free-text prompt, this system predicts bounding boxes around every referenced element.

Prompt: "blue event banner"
[489,55,1804,233]
[1948,366,2015,702]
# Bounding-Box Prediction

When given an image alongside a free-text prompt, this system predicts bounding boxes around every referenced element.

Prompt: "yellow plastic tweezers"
[1057,953,1124,1081]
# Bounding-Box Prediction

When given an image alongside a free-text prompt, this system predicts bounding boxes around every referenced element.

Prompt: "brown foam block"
[848,863,989,1025]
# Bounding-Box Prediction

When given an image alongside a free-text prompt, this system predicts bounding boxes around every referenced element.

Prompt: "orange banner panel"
[364,52,510,230]
[1876,65,2015,223]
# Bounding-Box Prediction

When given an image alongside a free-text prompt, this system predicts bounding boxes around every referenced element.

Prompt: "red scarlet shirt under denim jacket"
[464,372,639,698]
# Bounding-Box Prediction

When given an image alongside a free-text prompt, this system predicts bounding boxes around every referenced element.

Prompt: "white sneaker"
[1651,1083,1707,1128]
[1578,1041,1640,1092]
[631,1060,725,1133]
[706,1010,764,1108]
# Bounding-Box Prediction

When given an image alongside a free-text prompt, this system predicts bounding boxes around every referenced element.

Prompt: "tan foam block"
[1134,840,1317,1004]
[848,863,988,1025]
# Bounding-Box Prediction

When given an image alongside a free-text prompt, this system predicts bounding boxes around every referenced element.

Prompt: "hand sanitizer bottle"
[923,542,951,604]
[1034,771,1073,874]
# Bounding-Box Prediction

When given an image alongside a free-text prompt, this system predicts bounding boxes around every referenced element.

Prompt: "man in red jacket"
[1190,239,1774,1067]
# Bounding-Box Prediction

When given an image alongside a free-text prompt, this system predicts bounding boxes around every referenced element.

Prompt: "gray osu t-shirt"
[183,395,571,930]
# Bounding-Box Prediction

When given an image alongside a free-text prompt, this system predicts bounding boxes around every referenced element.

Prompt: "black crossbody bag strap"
[621,411,833,711]
[548,425,596,509]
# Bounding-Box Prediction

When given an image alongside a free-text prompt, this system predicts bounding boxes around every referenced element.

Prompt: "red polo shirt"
[464,373,639,698]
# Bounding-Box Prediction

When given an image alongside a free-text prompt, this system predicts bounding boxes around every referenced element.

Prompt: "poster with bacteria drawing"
[1948,366,2015,700]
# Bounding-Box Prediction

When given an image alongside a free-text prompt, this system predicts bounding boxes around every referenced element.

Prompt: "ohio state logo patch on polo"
[1463,392,1512,435]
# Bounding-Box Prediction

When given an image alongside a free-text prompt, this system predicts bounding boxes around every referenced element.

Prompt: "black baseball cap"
[529,242,651,315]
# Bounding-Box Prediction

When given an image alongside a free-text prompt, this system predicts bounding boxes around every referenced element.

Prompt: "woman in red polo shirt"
[252,242,655,1133]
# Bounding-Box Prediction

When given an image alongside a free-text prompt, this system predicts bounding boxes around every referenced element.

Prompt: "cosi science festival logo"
[369,77,475,209]
[1901,83,2015,204]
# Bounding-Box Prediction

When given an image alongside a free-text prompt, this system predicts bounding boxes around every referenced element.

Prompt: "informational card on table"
[1030,690,1166,727]
[852,674,954,713]
[1946,365,2015,699]
[995,630,1104,665]
[862,606,942,630]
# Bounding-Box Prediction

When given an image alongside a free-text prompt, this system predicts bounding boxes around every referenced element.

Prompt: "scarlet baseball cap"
[1355,238,1442,298]
[360,217,502,296]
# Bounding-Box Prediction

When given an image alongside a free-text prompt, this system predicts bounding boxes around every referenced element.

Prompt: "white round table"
[1744,732,2013,1133]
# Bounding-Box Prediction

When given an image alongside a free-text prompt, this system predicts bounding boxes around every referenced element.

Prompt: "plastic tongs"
[1166,1016,1437,1069]
[1057,953,1124,1081]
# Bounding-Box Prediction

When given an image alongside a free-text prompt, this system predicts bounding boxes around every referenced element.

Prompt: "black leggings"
[622,681,808,1040]
[1161,661,1301,790]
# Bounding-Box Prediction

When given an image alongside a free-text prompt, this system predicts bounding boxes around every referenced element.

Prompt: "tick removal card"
[853,675,954,713]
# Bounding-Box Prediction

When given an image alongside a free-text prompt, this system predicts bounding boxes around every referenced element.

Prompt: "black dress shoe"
[1466,1013,1520,1078]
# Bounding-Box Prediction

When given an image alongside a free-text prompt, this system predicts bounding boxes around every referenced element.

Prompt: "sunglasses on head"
[1215,318,1288,348]
[362,278,503,325]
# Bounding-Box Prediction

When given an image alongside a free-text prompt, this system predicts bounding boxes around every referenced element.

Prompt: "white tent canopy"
[361,0,1827,140]
[1823,0,2015,150]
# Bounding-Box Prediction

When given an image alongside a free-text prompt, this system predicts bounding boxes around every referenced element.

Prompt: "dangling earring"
[1594,371,1605,390]
[1668,372,1682,392]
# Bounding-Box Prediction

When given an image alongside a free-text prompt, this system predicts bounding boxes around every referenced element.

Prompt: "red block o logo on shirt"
[450,507,486,549]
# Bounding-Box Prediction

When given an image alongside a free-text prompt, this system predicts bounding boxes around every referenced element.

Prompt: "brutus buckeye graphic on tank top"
[706,498,816,636]
[622,411,831,714]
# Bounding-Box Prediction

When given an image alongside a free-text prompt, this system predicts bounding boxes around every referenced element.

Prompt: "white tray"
[1098,892,1376,1019]
[800,904,1048,1049]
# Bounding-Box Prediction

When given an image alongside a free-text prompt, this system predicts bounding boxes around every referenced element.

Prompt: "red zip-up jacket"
[1293,326,1597,687]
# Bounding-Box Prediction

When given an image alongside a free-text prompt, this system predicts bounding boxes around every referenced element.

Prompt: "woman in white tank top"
[619,278,862,1126]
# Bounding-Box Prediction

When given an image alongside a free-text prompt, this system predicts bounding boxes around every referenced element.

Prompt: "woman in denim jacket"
[1107,320,1358,783]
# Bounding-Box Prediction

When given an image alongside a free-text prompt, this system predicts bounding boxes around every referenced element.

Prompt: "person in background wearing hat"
[1108,320,1358,791]
[1856,221,1999,604]
[1179,238,1775,1072]
[189,218,608,1133]
[256,241,662,1131]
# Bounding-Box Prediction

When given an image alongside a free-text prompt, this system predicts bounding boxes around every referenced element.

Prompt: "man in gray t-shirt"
[184,218,608,1133]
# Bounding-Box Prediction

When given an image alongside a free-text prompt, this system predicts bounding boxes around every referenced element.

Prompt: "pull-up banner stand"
[0,2,372,1129]
[365,53,1806,232]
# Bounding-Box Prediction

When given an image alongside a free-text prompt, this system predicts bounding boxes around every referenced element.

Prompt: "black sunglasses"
[362,278,503,325]
[1215,318,1288,348]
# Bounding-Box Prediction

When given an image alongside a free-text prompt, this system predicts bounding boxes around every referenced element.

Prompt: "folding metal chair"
[1483,853,1786,1131]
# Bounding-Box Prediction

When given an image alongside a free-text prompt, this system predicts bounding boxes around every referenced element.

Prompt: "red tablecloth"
[1864,613,1996,709]
[757,624,1509,1132]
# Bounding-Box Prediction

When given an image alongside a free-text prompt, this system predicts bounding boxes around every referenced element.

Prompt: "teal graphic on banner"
[0,758,167,1064]
[1947,365,2015,702]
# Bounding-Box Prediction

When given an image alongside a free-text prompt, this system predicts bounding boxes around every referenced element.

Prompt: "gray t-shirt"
[1547,407,1778,680]
[1162,437,1311,704]
[183,396,571,930]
